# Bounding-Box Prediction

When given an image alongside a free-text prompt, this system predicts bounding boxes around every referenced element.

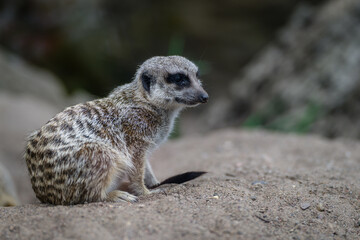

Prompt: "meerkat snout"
[173,87,209,106]
[198,92,209,103]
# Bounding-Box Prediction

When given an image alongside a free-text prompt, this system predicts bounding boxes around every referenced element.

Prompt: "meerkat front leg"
[144,159,160,188]
[127,149,151,196]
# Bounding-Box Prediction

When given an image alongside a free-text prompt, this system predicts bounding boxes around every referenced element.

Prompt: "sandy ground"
[0,129,359,239]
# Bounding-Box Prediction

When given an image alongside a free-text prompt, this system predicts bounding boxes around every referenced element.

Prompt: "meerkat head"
[135,56,209,108]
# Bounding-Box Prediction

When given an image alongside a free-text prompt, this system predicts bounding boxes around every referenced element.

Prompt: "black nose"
[199,93,209,103]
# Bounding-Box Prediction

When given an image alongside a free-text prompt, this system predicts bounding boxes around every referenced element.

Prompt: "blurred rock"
[0,48,92,204]
[0,0,324,96]
[0,92,61,203]
[0,160,19,206]
[0,48,66,106]
[205,0,360,139]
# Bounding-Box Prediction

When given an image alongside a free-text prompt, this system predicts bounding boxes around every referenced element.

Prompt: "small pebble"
[210,193,219,199]
[300,202,311,210]
[355,218,360,228]
[251,180,267,185]
[259,207,267,213]
[328,223,336,234]
[316,203,325,211]
[225,173,236,177]
[250,196,257,201]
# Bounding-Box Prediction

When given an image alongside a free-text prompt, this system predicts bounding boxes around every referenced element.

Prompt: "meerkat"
[25,56,208,205]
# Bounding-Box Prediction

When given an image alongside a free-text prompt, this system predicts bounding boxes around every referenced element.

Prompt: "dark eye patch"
[141,72,153,93]
[166,73,191,88]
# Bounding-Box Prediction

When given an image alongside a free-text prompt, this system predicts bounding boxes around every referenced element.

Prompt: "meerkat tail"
[149,171,207,189]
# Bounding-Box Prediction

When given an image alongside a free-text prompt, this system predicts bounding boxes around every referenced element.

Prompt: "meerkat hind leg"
[71,142,135,204]
[106,190,138,203]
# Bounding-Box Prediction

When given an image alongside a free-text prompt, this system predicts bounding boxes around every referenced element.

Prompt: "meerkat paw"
[133,188,164,196]
[106,190,138,203]
[150,188,165,194]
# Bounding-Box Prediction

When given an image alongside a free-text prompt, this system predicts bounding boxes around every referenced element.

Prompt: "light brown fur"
[25,56,208,205]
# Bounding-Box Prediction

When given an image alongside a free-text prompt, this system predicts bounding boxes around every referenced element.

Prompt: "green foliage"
[194,60,211,76]
[168,34,185,55]
[293,103,323,133]
[243,97,287,128]
[243,99,323,134]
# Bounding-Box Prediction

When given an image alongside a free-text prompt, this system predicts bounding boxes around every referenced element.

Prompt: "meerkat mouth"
[174,97,199,106]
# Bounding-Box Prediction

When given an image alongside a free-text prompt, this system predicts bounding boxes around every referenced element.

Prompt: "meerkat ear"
[141,72,153,93]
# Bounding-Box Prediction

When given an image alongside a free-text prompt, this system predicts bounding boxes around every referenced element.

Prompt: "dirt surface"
[0,129,359,239]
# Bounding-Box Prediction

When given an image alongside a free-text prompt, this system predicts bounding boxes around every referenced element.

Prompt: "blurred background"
[0,0,359,205]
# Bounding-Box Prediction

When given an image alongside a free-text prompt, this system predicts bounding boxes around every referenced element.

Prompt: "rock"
[300,202,311,210]
[355,218,360,228]
[316,203,325,211]
[0,92,61,204]
[206,0,360,140]
[211,195,219,200]
[0,161,19,206]
[0,48,93,204]
[0,0,314,98]
[0,48,66,106]
[0,49,94,204]
[251,181,267,185]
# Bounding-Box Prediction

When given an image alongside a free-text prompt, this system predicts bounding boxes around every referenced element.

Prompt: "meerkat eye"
[166,73,190,87]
